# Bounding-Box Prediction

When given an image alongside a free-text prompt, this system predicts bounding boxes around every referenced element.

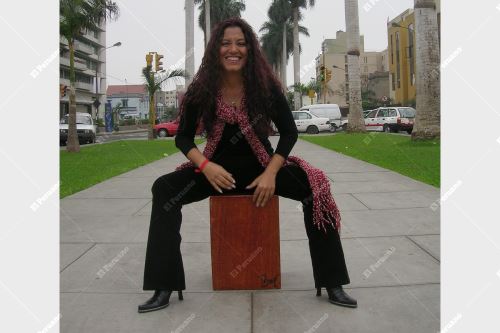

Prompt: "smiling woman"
[138,17,357,314]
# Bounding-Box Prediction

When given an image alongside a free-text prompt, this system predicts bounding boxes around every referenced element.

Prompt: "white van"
[299,104,342,131]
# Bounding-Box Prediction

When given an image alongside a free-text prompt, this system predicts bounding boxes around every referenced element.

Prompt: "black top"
[175,86,298,163]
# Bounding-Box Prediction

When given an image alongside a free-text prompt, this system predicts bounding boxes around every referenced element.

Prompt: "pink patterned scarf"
[175,92,341,234]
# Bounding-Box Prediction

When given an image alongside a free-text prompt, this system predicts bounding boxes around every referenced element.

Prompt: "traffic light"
[60,84,67,98]
[325,69,332,83]
[319,65,325,83]
[146,53,153,67]
[155,53,164,72]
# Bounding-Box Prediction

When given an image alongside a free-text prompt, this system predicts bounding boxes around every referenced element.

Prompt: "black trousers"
[142,154,350,290]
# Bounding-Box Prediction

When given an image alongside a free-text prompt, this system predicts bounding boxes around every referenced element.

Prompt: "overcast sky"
[106,0,413,90]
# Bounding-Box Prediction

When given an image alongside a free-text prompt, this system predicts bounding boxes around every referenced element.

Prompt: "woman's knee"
[151,172,181,197]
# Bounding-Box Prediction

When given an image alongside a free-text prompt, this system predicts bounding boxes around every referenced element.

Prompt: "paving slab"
[60,243,95,272]
[61,292,251,333]
[408,235,441,261]
[352,191,438,210]
[61,198,150,217]
[339,207,440,238]
[69,177,155,199]
[252,285,439,333]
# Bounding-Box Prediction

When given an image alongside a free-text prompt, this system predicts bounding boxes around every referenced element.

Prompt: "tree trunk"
[205,0,211,46]
[66,40,80,152]
[412,0,440,140]
[148,93,155,140]
[292,7,301,110]
[344,0,366,132]
[185,0,195,87]
[281,23,287,88]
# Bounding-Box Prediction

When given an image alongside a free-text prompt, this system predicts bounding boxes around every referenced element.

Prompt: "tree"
[269,0,292,87]
[185,0,195,87]
[194,0,246,46]
[60,0,120,152]
[289,0,315,110]
[260,1,308,86]
[344,0,366,132]
[412,0,440,140]
[142,66,186,140]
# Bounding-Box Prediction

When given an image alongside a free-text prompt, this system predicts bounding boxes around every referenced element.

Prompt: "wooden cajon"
[209,195,281,290]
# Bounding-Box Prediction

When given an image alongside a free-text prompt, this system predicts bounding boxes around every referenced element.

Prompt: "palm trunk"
[412,0,440,140]
[344,0,366,132]
[148,91,155,140]
[185,0,195,87]
[281,23,287,88]
[205,0,211,46]
[66,40,80,152]
[292,7,301,110]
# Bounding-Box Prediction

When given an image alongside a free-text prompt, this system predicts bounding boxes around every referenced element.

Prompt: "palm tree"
[260,9,308,85]
[344,0,366,132]
[142,66,187,140]
[194,0,246,46]
[60,0,120,152]
[412,0,440,140]
[185,0,195,87]
[289,0,315,110]
[269,0,291,87]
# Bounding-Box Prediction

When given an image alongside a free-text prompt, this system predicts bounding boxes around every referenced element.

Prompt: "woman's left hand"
[245,171,276,207]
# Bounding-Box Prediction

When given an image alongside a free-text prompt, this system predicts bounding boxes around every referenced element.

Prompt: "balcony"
[74,40,95,55]
[79,31,101,46]
[75,81,93,91]
[60,57,87,71]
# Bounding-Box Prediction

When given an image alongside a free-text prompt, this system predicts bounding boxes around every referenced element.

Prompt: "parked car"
[153,119,204,137]
[59,112,97,145]
[291,110,330,134]
[364,107,416,133]
[299,104,342,132]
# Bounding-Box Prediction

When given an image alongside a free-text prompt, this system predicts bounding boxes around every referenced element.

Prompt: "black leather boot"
[316,286,357,308]
[138,290,184,313]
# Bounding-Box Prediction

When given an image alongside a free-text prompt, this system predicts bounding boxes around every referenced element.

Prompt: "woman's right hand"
[201,161,236,193]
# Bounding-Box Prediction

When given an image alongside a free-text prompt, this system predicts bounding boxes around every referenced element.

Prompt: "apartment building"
[59,22,107,120]
[316,30,388,108]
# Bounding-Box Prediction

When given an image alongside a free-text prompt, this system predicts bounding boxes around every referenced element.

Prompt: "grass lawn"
[60,139,205,198]
[299,133,440,187]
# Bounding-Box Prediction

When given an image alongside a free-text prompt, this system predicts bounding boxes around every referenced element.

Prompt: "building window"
[121,99,128,107]
[391,73,395,91]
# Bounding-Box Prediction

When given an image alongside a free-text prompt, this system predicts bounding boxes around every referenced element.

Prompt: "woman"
[138,17,357,313]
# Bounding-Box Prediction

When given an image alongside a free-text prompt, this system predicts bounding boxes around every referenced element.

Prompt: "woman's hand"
[245,170,276,207]
[202,161,236,193]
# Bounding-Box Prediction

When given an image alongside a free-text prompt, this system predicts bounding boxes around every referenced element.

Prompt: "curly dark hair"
[179,17,283,138]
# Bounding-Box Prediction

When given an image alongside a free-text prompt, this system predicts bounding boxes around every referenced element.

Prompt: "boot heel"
[178,290,183,300]
[316,287,321,296]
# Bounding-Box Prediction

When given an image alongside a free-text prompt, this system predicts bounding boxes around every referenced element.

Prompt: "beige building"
[59,22,108,120]
[316,31,389,109]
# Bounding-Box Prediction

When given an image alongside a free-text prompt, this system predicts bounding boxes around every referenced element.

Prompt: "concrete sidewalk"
[60,136,440,333]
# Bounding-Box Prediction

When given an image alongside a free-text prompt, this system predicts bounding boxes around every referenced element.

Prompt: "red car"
[154,119,204,137]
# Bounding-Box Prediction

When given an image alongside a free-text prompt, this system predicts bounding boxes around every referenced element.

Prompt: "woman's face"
[219,26,248,73]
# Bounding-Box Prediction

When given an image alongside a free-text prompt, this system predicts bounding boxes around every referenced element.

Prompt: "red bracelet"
[194,158,209,173]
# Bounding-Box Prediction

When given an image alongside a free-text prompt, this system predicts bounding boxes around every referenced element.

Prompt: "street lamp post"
[94,41,122,122]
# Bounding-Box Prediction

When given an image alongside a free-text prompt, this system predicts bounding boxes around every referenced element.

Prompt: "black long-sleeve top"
[175,87,298,163]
